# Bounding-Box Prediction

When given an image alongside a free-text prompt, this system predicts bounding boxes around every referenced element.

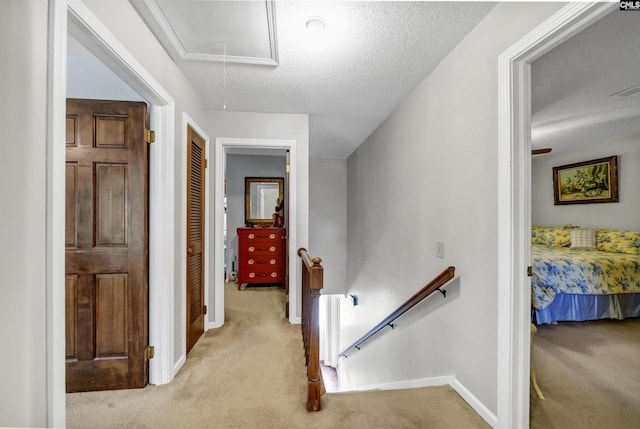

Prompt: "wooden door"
[65,99,148,392]
[186,125,206,353]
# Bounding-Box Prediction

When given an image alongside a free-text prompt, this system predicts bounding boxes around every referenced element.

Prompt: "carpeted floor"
[530,317,640,429]
[67,284,489,429]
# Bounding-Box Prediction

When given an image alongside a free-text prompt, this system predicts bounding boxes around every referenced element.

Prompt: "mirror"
[245,177,284,225]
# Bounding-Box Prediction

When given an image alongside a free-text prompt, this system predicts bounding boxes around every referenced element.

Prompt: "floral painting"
[553,155,618,205]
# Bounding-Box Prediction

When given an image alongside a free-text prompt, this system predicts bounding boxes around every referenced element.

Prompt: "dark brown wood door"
[65,99,148,392]
[186,125,206,353]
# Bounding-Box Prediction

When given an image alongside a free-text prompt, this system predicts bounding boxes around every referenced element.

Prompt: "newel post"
[298,248,324,411]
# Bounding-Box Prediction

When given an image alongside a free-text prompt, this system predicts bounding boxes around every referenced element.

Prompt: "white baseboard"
[172,354,186,379]
[206,321,223,330]
[339,375,454,393]
[334,374,497,429]
[450,377,498,428]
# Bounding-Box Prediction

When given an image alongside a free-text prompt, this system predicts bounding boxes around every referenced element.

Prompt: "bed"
[531,226,640,324]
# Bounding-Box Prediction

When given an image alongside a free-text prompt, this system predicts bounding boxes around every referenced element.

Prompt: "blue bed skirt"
[533,293,640,325]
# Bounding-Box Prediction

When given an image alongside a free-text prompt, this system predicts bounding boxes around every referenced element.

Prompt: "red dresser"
[237,227,286,289]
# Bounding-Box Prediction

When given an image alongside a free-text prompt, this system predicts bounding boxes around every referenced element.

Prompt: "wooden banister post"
[298,248,324,411]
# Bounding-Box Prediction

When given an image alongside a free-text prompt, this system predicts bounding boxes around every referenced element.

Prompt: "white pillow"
[571,229,596,250]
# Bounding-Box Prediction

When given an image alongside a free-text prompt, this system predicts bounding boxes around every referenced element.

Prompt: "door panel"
[65,99,148,392]
[186,125,206,353]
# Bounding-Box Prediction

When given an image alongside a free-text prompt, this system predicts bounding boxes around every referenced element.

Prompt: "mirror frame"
[245,177,284,225]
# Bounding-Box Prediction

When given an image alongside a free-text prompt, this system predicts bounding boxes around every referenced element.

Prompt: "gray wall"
[339,2,564,416]
[225,154,286,276]
[0,1,50,426]
[532,133,640,231]
[309,158,347,294]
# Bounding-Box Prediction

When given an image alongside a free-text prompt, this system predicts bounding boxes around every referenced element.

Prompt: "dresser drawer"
[240,256,283,269]
[239,242,283,256]
[238,268,284,284]
[240,230,282,242]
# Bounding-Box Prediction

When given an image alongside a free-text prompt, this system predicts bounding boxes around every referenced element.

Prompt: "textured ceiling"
[131,1,496,157]
[532,10,640,152]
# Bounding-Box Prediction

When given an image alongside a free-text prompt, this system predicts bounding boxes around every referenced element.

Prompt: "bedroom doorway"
[528,7,640,428]
[497,2,618,428]
[213,138,298,328]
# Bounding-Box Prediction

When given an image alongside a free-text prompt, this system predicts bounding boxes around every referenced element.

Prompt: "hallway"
[67,284,488,428]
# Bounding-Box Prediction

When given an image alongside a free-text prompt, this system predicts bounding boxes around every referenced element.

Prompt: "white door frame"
[496,3,616,428]
[48,2,178,424]
[213,138,298,327]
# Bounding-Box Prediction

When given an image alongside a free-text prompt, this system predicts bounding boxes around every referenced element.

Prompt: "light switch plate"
[436,241,445,258]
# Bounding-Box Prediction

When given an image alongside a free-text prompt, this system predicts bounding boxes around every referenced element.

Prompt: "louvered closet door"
[186,125,206,353]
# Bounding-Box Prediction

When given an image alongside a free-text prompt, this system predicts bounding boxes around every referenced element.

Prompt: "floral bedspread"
[531,244,640,310]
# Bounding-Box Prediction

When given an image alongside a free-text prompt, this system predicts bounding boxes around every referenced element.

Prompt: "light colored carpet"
[530,317,640,429]
[67,284,489,428]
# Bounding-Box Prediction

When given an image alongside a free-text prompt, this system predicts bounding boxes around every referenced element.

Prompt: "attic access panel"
[130,0,279,66]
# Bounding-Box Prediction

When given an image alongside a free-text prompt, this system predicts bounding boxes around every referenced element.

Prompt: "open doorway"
[528,7,640,427]
[212,138,298,328]
[497,2,619,428]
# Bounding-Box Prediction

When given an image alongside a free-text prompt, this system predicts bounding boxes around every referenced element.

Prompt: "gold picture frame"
[553,155,618,205]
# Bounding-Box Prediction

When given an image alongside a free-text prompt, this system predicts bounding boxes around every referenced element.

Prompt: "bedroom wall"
[0,1,49,426]
[340,1,564,419]
[532,133,640,231]
[225,154,286,278]
[309,158,348,294]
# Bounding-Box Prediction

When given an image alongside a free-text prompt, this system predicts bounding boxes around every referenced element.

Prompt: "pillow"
[570,229,596,250]
[596,230,640,254]
[531,225,579,247]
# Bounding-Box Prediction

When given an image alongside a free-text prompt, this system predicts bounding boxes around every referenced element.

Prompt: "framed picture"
[553,155,618,205]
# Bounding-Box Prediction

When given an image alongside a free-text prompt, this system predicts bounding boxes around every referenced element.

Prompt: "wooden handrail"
[298,248,325,411]
[339,266,455,358]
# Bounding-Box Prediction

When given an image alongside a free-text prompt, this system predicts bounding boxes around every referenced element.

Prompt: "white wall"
[225,154,286,275]
[340,2,563,419]
[309,158,347,294]
[67,54,145,102]
[206,111,309,318]
[532,133,640,231]
[0,0,49,426]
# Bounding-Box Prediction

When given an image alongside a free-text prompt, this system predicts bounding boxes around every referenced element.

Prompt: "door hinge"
[286,164,290,174]
[285,294,289,303]
[145,129,155,144]
[527,266,532,277]
[144,345,155,361]
[204,159,208,169]
[203,305,207,315]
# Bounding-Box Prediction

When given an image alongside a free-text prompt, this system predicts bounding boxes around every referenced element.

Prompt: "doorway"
[496,2,617,428]
[213,138,299,328]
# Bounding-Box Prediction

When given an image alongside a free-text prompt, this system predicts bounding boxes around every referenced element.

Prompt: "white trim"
[337,375,496,428]
[62,0,178,389]
[451,378,498,429]
[339,375,454,393]
[46,1,67,426]
[130,0,279,66]
[213,138,298,327]
[496,3,616,429]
